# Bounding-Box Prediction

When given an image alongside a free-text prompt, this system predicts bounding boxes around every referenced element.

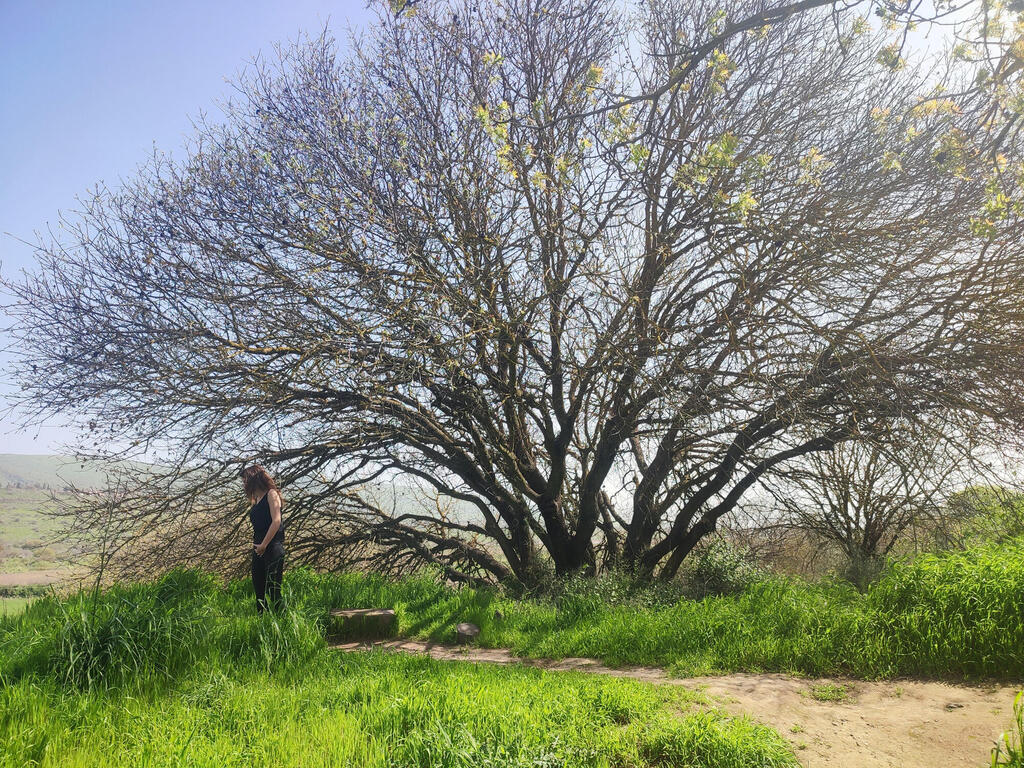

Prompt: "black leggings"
[251,540,285,613]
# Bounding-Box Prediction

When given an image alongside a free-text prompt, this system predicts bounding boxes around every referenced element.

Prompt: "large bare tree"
[6,0,1024,585]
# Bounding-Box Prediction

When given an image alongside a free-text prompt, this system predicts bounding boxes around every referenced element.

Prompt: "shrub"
[683,538,765,598]
[840,552,886,591]
[0,585,51,598]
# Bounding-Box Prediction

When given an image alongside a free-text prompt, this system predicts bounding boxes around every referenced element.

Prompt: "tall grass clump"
[0,569,214,689]
[868,539,1024,677]
[991,692,1024,766]
[209,603,324,671]
[0,568,324,691]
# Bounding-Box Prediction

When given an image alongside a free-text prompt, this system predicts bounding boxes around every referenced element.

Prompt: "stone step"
[328,608,397,638]
[330,608,396,621]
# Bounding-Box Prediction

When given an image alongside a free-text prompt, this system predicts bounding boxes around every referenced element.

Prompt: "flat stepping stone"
[331,608,396,620]
[329,608,396,638]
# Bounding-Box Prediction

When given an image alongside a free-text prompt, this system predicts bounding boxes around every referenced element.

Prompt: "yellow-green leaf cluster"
[876,43,905,71]
[970,173,1023,237]
[798,147,832,186]
[673,131,740,189]
[707,49,736,95]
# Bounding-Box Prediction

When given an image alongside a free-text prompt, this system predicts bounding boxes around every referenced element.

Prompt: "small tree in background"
[764,430,969,586]
[942,485,1024,547]
[5,0,1024,585]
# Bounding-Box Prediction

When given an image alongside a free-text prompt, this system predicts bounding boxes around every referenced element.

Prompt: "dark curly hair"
[239,464,279,502]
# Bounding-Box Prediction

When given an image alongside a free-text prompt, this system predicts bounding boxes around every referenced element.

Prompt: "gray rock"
[456,621,480,644]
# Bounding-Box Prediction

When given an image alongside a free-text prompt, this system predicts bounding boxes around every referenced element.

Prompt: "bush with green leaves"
[944,486,1024,547]
[840,552,886,592]
[0,585,50,599]
[549,571,691,617]
[683,538,765,598]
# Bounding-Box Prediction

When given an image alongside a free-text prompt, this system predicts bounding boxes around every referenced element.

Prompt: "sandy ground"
[332,639,1022,768]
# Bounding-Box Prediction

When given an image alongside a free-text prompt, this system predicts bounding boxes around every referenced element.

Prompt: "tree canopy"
[7,0,1024,584]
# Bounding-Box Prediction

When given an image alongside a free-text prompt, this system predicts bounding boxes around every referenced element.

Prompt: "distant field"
[0,597,32,616]
[0,454,151,581]
[0,453,122,489]
[0,487,71,575]
[0,454,469,581]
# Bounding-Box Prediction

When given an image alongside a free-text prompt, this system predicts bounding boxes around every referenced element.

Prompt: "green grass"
[4,538,1024,766]
[806,683,849,702]
[993,692,1024,766]
[0,488,63,534]
[298,537,1024,680]
[0,597,32,616]
[0,654,795,768]
[319,535,1024,680]
[0,570,796,768]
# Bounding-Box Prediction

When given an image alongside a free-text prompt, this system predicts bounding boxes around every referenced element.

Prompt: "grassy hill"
[0,455,103,580]
[0,486,70,577]
[3,545,1024,765]
[0,453,132,490]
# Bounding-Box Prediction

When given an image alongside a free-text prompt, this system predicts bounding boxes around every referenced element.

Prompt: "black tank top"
[249,492,285,545]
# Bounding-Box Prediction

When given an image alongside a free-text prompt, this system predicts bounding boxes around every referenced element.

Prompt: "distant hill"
[0,454,482,524]
[0,454,135,490]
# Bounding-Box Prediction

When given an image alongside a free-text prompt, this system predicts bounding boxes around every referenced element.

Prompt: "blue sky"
[0,0,374,454]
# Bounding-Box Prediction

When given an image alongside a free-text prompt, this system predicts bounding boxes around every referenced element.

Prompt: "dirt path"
[0,569,72,587]
[331,639,1021,768]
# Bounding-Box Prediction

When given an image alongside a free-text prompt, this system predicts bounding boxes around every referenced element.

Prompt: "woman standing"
[240,465,285,613]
